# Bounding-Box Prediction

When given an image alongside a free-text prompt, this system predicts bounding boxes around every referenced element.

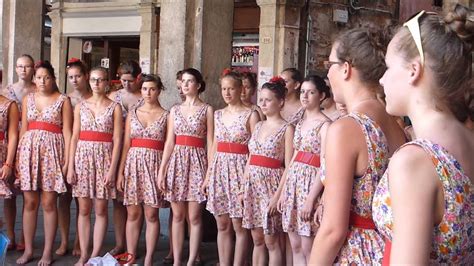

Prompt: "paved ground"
[1,198,219,265]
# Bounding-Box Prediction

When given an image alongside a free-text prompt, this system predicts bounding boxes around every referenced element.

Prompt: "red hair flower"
[68,57,81,64]
[34,60,44,69]
[221,68,232,77]
[269,76,285,85]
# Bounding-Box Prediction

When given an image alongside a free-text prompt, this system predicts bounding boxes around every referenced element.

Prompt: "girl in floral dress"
[278,75,331,265]
[241,71,264,120]
[242,77,294,266]
[56,58,93,257]
[280,68,303,126]
[373,7,473,264]
[0,96,19,198]
[202,70,260,265]
[158,68,214,266]
[107,60,142,256]
[16,61,73,265]
[308,28,406,265]
[68,67,122,266]
[116,74,168,266]
[2,54,35,252]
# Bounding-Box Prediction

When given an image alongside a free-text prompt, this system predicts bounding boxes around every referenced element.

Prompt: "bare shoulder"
[327,116,362,139]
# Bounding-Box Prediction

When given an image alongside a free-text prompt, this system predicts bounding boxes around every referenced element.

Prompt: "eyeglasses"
[323,61,343,70]
[403,10,426,66]
[89,78,108,83]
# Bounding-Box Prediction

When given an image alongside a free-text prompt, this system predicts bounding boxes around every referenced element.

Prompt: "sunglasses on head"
[403,10,438,67]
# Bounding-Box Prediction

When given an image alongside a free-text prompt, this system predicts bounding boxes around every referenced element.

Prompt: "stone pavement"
[1,199,219,265]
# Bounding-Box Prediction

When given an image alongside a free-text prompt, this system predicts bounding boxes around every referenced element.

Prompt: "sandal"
[162,257,174,264]
[114,252,135,265]
[16,243,25,251]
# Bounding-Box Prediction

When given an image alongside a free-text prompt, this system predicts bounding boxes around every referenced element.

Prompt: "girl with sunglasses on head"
[241,77,294,266]
[202,69,260,266]
[372,5,474,264]
[68,67,122,266]
[308,28,406,264]
[158,68,214,266]
[15,60,73,265]
[116,74,169,266]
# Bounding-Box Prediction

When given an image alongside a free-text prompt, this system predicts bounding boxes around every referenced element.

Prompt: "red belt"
[217,142,249,154]
[27,121,62,134]
[175,135,205,148]
[79,131,113,142]
[131,138,164,150]
[382,239,391,266]
[0,132,4,140]
[294,151,320,167]
[349,212,376,230]
[249,154,281,169]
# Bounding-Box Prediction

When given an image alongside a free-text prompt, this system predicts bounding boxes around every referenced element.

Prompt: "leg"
[91,199,109,257]
[186,202,203,266]
[16,191,39,264]
[75,197,92,266]
[171,202,186,266]
[232,218,249,266]
[250,228,267,266]
[215,214,233,266]
[287,232,305,265]
[56,191,73,255]
[301,235,315,263]
[72,198,81,256]
[4,196,17,246]
[164,210,173,263]
[110,199,127,255]
[285,234,293,266]
[143,206,160,266]
[125,205,143,257]
[38,191,59,266]
[265,233,283,266]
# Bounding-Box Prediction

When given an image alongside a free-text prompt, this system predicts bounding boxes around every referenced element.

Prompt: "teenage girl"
[117,74,169,266]
[280,68,303,126]
[241,71,264,120]
[16,60,73,265]
[203,70,259,265]
[158,68,214,266]
[68,67,122,266]
[241,77,294,266]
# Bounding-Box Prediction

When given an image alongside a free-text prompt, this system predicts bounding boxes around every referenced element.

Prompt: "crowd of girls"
[0,4,472,266]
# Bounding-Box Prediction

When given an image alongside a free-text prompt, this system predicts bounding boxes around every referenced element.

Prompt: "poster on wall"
[140,58,150,74]
[258,67,273,90]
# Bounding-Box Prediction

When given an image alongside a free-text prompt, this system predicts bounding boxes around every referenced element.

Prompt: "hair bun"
[444,4,474,51]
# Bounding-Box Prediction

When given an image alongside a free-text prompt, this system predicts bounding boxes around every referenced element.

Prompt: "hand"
[67,168,76,185]
[157,172,166,192]
[13,178,21,188]
[117,173,125,192]
[104,169,115,188]
[238,192,244,208]
[200,178,209,196]
[267,195,279,217]
[300,197,315,222]
[61,164,68,177]
[0,165,12,181]
[313,202,324,228]
[277,194,285,213]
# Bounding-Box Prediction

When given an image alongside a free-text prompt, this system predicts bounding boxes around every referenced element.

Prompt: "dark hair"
[90,66,109,80]
[118,60,141,78]
[242,71,258,93]
[304,75,331,101]
[176,70,183,80]
[396,4,474,122]
[335,28,388,89]
[19,54,34,65]
[262,77,287,101]
[221,69,243,87]
[66,58,88,75]
[141,74,165,91]
[281,68,303,93]
[182,68,206,94]
[34,60,59,91]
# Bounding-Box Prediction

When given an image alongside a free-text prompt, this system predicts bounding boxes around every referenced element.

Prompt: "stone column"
[48,1,68,91]
[138,0,158,75]
[2,0,44,86]
[256,0,304,77]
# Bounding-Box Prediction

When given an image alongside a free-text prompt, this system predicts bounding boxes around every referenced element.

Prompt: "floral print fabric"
[373,139,473,264]
[0,100,13,198]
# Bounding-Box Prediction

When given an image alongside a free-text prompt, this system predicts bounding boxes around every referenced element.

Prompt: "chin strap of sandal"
[114,252,135,265]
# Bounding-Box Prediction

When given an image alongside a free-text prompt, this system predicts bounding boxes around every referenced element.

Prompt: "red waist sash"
[217,142,249,154]
[294,151,320,167]
[349,211,376,230]
[175,135,205,148]
[130,138,164,150]
[27,121,62,134]
[79,131,113,142]
[249,154,281,169]
[0,132,4,140]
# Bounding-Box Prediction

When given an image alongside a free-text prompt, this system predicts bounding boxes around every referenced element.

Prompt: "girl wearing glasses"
[373,5,474,264]
[2,54,36,253]
[202,70,260,266]
[308,28,406,264]
[280,68,304,126]
[68,67,122,266]
[158,68,214,266]
[116,74,169,266]
[15,61,73,265]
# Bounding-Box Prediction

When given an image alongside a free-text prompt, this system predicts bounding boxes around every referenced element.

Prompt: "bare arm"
[206,105,214,163]
[61,97,74,175]
[18,95,29,140]
[107,105,123,180]
[67,104,81,184]
[117,114,132,191]
[306,122,330,206]
[1,102,19,180]
[158,109,177,191]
